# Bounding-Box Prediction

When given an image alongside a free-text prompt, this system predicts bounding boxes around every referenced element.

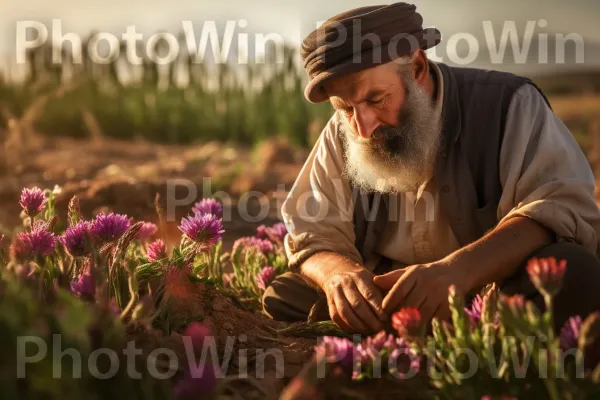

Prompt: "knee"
[262,284,284,320]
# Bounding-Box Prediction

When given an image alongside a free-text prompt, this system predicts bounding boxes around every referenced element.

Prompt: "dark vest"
[353,63,551,262]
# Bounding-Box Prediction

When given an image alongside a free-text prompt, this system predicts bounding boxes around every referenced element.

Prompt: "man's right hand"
[322,265,386,334]
[300,252,385,334]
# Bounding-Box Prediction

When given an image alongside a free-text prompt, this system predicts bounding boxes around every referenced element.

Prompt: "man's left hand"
[373,261,470,325]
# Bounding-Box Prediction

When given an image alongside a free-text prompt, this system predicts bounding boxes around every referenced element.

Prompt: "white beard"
[340,75,441,194]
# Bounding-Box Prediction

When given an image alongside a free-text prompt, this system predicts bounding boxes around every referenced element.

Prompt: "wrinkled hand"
[322,265,386,334]
[373,261,467,325]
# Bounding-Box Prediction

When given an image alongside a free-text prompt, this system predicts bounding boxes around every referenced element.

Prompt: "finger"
[403,282,427,310]
[328,294,352,332]
[346,282,384,332]
[420,300,439,328]
[373,269,407,290]
[355,278,386,320]
[382,272,417,314]
[334,287,370,334]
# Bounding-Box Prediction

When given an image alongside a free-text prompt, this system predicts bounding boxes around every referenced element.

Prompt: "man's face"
[323,59,441,194]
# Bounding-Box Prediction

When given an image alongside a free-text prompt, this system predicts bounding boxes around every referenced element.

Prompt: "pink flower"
[526,257,567,297]
[147,239,167,262]
[465,294,483,325]
[256,225,268,238]
[61,221,92,257]
[314,336,356,371]
[90,212,130,243]
[560,315,582,351]
[502,294,527,319]
[391,308,424,338]
[256,266,276,290]
[269,222,287,241]
[70,273,95,299]
[183,322,211,349]
[232,236,274,256]
[179,213,224,247]
[136,222,158,241]
[19,187,47,217]
[13,226,56,259]
[192,198,223,218]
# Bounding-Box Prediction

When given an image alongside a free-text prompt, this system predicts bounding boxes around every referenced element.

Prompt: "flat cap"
[301,2,441,103]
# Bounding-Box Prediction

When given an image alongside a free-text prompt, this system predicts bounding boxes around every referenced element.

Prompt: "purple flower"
[560,315,582,351]
[90,212,130,243]
[269,222,287,241]
[192,198,223,218]
[232,236,274,256]
[256,266,276,290]
[179,213,224,247]
[19,187,47,217]
[527,257,567,297]
[14,227,56,259]
[70,273,95,299]
[136,222,158,241]
[256,225,268,238]
[61,221,91,257]
[314,336,356,371]
[147,239,167,262]
[183,322,211,349]
[173,364,218,399]
[465,294,484,325]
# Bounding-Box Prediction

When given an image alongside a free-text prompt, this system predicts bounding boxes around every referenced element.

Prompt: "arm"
[281,113,384,333]
[375,83,600,320]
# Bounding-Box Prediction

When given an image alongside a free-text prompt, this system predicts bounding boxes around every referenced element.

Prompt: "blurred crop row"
[0,37,333,147]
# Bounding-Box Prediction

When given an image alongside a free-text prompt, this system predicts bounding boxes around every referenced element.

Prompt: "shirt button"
[441,185,450,194]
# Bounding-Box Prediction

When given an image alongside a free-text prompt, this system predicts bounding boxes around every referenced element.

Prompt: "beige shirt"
[282,62,600,271]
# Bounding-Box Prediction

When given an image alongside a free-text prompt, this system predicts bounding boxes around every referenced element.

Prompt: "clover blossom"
[147,239,167,262]
[465,294,483,325]
[19,187,47,217]
[14,226,56,259]
[61,221,92,257]
[232,236,274,256]
[560,315,582,351]
[70,273,95,299]
[90,212,130,243]
[136,222,158,241]
[391,307,424,339]
[179,213,224,247]
[314,336,356,371]
[256,266,276,290]
[192,198,223,218]
[526,257,567,297]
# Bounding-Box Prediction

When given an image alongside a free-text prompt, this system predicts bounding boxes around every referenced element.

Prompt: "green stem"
[120,273,139,321]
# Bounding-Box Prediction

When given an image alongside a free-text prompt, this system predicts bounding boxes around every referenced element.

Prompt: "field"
[1,43,600,399]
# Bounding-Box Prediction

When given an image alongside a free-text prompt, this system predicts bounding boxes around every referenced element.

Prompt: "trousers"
[262,243,600,331]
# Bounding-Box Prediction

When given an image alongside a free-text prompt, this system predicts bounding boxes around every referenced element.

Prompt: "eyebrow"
[330,88,387,109]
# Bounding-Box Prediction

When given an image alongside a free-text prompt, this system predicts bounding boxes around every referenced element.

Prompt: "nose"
[354,107,378,139]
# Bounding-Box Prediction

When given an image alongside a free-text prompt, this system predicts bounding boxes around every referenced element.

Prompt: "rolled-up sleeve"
[281,113,363,271]
[498,84,600,257]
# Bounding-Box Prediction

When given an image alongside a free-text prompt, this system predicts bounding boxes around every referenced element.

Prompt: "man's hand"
[322,264,386,334]
[298,251,386,334]
[373,261,467,325]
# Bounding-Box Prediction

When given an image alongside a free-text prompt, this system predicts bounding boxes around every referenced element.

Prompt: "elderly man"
[262,2,600,334]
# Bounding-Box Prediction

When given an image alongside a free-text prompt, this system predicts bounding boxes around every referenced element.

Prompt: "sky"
[1,0,599,75]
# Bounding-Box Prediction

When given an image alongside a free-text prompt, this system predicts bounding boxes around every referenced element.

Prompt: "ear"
[410,49,429,85]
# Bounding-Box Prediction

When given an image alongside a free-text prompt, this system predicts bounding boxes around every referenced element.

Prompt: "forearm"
[445,216,553,294]
[299,251,363,289]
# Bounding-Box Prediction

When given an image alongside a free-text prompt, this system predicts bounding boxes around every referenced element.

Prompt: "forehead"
[323,62,402,104]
